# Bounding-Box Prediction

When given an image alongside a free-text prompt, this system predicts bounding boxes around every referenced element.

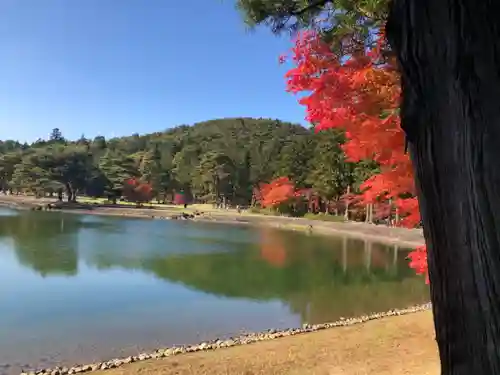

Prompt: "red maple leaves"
[123,178,153,203]
[408,246,429,283]
[282,31,428,283]
[259,177,298,208]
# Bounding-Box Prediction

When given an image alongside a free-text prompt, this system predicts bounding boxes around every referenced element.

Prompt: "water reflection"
[0,212,80,276]
[0,209,428,323]
[0,208,429,373]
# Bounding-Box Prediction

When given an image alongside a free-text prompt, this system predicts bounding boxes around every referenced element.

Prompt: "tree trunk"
[387,1,500,373]
[65,183,73,202]
[366,203,373,224]
[388,198,393,226]
[344,185,350,220]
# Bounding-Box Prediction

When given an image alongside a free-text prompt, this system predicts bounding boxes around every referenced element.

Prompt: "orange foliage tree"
[123,178,153,204]
[283,31,428,283]
[259,177,298,208]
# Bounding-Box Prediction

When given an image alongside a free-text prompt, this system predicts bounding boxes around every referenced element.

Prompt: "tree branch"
[289,0,332,16]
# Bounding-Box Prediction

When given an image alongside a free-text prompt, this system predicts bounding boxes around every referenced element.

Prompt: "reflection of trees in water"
[259,227,286,267]
[0,212,101,277]
[86,226,429,323]
[286,278,428,324]
[0,211,429,322]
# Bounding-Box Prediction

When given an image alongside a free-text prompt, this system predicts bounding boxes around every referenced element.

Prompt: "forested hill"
[0,117,376,205]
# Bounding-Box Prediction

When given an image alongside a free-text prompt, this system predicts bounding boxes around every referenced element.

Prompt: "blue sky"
[0,0,308,143]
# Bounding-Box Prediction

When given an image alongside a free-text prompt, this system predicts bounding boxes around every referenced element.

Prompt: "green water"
[0,207,428,373]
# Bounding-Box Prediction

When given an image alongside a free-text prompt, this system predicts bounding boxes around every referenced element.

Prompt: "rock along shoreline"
[20,302,432,375]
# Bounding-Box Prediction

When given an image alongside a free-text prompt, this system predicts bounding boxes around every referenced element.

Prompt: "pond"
[0,208,429,374]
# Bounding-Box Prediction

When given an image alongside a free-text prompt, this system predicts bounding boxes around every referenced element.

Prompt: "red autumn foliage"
[408,246,429,284]
[259,177,298,208]
[283,31,428,282]
[123,178,153,203]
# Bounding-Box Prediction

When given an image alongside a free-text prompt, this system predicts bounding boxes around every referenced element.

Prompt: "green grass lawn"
[77,196,170,208]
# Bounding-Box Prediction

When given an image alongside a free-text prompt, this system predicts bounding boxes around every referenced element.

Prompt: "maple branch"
[289,0,333,16]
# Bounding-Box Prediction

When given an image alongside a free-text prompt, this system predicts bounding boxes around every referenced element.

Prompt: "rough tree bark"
[387,0,500,373]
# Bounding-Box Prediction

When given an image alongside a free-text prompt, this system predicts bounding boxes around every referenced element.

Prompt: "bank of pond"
[0,208,429,375]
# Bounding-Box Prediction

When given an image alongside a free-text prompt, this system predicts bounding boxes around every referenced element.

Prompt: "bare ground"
[94,311,438,375]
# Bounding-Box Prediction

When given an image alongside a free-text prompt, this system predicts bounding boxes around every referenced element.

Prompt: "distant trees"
[194,151,235,205]
[49,128,65,144]
[0,119,377,209]
[99,150,137,202]
[122,178,153,204]
[8,145,91,201]
[0,152,22,193]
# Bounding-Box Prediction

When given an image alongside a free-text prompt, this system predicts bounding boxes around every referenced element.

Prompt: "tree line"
[0,117,377,208]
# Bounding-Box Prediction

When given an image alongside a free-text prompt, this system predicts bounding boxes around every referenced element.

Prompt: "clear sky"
[0,0,308,143]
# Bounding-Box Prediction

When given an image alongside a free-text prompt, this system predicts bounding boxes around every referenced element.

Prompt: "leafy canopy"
[237,0,389,57]
[0,119,375,206]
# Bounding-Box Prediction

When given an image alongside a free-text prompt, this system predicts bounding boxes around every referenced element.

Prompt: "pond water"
[0,208,429,373]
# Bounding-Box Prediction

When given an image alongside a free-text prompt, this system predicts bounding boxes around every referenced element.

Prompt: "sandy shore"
[0,195,424,248]
[92,310,438,375]
[17,305,436,375]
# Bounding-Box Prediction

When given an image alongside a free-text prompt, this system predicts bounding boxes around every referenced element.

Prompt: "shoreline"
[0,195,433,375]
[20,303,432,375]
[0,196,425,248]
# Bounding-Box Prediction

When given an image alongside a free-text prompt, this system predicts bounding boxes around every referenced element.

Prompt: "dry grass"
[96,311,438,375]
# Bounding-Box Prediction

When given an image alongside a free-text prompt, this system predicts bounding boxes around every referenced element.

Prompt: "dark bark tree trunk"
[387,0,500,373]
[65,183,73,202]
